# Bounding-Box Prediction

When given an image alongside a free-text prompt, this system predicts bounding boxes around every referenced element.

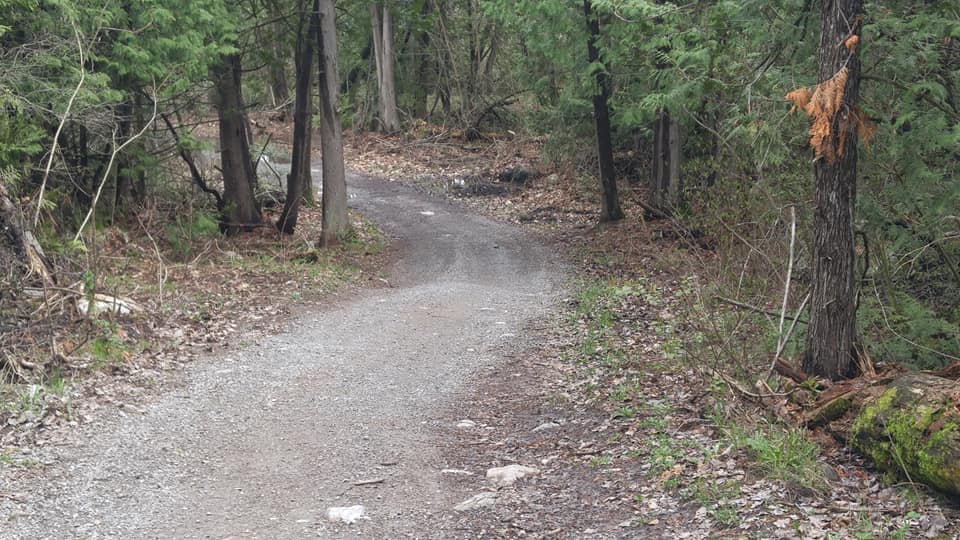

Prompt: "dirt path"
[1,174,562,539]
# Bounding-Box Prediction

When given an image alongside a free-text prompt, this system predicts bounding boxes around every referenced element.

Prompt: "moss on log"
[851,373,960,495]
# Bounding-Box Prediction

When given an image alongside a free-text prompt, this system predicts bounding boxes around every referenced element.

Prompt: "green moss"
[809,397,852,426]
[852,376,960,495]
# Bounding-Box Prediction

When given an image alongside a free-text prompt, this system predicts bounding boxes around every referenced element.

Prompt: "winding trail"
[2,174,561,539]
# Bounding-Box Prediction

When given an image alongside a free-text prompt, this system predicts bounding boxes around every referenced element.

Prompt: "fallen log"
[851,372,960,496]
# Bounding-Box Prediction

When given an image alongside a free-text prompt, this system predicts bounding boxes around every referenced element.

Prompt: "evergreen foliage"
[0,0,956,369]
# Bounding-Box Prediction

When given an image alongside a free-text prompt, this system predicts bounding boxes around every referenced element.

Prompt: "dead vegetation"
[0,196,388,450]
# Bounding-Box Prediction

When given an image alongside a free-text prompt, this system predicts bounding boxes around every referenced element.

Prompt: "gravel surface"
[1,173,562,539]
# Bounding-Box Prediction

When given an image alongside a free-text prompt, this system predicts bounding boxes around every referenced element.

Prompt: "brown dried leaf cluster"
[844,35,860,53]
[807,67,849,163]
[785,67,875,163]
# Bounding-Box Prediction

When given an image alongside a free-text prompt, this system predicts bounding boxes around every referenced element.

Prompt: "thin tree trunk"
[583,0,623,223]
[317,0,348,246]
[215,53,261,234]
[277,0,318,234]
[651,109,681,212]
[370,3,400,133]
[269,24,290,112]
[410,0,434,119]
[802,0,864,380]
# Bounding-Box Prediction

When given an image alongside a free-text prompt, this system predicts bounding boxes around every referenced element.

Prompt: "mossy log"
[851,373,960,495]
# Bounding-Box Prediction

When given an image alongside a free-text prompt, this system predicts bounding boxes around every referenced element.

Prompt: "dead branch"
[714,296,809,324]
[0,183,56,288]
[75,87,159,242]
[772,357,812,385]
[160,112,224,209]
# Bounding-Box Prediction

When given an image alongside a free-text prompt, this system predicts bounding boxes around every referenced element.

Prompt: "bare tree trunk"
[803,0,864,380]
[277,0,318,234]
[215,53,261,234]
[269,20,291,113]
[410,0,434,119]
[317,0,348,246]
[651,109,681,212]
[583,0,623,223]
[370,3,400,133]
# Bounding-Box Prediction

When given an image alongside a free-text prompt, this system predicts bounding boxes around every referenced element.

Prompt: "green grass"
[0,451,42,469]
[688,479,742,528]
[590,455,612,467]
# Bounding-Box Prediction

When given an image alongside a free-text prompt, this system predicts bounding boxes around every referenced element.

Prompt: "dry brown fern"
[785,87,813,114]
[785,67,853,163]
[853,105,878,147]
[844,35,860,53]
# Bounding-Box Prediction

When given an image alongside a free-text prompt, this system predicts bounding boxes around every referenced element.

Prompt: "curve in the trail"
[1,173,561,539]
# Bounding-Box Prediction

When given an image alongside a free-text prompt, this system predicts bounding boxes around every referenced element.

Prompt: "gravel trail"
[2,173,562,539]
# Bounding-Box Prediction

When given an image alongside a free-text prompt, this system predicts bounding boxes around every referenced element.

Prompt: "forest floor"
[1,117,959,539]
[342,128,960,539]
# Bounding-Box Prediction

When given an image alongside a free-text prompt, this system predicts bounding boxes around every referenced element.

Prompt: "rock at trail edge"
[454,492,497,512]
[486,464,540,487]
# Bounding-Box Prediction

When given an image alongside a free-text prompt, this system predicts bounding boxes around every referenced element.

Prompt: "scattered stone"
[352,478,384,486]
[441,468,474,476]
[532,422,559,433]
[457,419,477,429]
[819,463,840,482]
[454,492,497,512]
[326,505,366,524]
[486,464,540,487]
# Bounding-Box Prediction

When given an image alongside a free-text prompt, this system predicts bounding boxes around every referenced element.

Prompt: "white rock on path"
[456,419,476,429]
[326,505,367,524]
[441,468,474,475]
[454,492,497,512]
[532,421,559,433]
[485,464,540,487]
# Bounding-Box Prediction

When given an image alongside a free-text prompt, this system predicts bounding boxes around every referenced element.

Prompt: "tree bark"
[802,0,863,380]
[317,0,348,246]
[277,0,318,234]
[651,109,681,213]
[268,18,291,113]
[583,0,623,223]
[214,53,261,234]
[370,3,400,133]
[410,0,435,119]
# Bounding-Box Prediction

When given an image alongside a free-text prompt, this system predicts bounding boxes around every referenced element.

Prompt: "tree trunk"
[370,3,400,133]
[277,0,318,234]
[215,53,261,234]
[651,109,681,213]
[802,0,863,380]
[317,0,348,246]
[268,24,290,113]
[410,0,435,119]
[583,0,623,223]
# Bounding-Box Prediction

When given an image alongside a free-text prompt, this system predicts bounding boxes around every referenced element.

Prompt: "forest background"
[1,0,959,512]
